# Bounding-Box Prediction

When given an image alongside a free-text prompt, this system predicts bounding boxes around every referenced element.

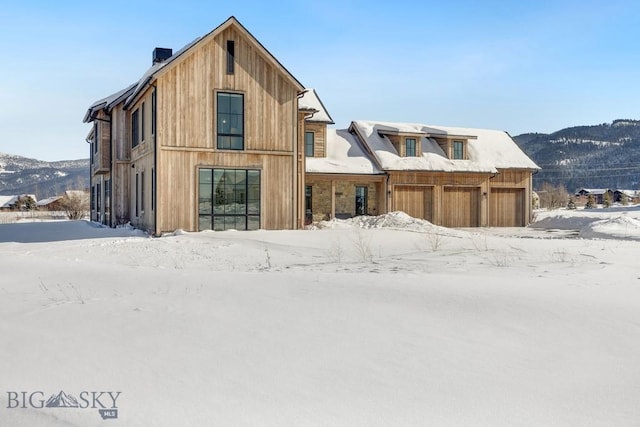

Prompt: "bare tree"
[59,191,90,220]
[538,183,569,209]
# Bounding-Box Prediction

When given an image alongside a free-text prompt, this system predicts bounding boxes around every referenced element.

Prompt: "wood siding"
[490,188,525,227]
[393,186,433,222]
[150,25,300,233]
[442,187,480,227]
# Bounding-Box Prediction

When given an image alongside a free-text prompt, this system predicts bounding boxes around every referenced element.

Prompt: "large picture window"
[217,92,244,150]
[199,168,260,231]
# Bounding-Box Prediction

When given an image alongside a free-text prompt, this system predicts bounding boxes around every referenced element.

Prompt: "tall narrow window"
[226,40,235,74]
[141,171,145,212]
[151,167,155,211]
[355,186,368,216]
[135,173,139,217]
[105,179,111,226]
[217,92,244,150]
[453,141,464,159]
[305,131,315,157]
[132,109,139,148]
[305,185,313,224]
[141,102,146,143]
[151,88,156,137]
[96,183,101,223]
[405,138,416,157]
[94,122,99,155]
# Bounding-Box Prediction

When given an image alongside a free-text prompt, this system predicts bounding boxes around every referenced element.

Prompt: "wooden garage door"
[394,186,433,222]
[442,187,480,227]
[490,188,525,227]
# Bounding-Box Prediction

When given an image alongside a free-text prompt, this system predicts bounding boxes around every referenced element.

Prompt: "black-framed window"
[141,171,145,212]
[151,88,156,137]
[132,109,139,148]
[226,40,235,74]
[405,138,416,157]
[199,168,260,231]
[305,185,312,224]
[94,122,99,155]
[96,182,101,223]
[151,167,155,211]
[453,141,464,159]
[217,92,244,150]
[105,179,111,225]
[141,102,145,143]
[305,131,315,157]
[355,186,368,216]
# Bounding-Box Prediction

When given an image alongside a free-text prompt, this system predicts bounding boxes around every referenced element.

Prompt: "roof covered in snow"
[0,194,37,208]
[306,129,383,175]
[83,83,136,123]
[350,120,540,173]
[299,89,334,124]
[36,196,62,206]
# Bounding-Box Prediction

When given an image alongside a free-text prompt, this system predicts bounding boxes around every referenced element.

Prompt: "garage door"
[490,188,525,227]
[442,187,480,227]
[393,186,433,222]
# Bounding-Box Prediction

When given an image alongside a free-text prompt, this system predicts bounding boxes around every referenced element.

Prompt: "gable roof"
[0,194,37,208]
[299,89,334,124]
[124,16,305,109]
[306,129,382,175]
[350,120,540,173]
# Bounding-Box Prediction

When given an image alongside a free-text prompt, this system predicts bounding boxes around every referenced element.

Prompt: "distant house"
[36,196,63,211]
[0,194,37,211]
[576,188,613,205]
[613,189,640,204]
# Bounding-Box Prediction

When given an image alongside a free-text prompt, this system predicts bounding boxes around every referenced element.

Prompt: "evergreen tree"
[603,192,611,208]
[585,195,595,209]
[567,197,576,210]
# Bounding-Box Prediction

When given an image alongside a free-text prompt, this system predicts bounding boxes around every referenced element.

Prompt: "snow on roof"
[577,188,611,195]
[0,194,36,208]
[299,89,334,124]
[306,129,382,175]
[36,196,62,206]
[351,120,540,172]
[84,83,137,123]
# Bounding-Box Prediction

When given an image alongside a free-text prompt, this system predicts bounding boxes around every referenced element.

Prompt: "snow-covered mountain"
[45,391,80,408]
[514,119,640,191]
[0,152,88,199]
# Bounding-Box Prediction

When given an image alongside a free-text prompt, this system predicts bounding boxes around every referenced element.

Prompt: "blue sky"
[1,0,639,161]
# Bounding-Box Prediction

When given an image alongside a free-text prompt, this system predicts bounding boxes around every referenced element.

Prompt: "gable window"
[405,138,416,157]
[305,131,315,157]
[226,40,235,74]
[199,168,260,231]
[453,140,464,159]
[132,109,139,148]
[217,92,244,150]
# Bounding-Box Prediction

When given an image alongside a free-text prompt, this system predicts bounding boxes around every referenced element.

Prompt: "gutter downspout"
[153,85,158,236]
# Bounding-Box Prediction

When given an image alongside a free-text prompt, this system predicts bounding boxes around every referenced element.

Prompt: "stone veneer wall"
[307,178,379,222]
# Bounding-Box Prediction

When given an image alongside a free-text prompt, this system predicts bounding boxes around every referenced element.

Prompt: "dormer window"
[453,140,464,159]
[405,138,416,157]
[305,131,315,157]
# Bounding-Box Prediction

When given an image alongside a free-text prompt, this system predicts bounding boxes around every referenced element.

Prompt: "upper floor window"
[132,109,140,148]
[405,138,416,157]
[141,102,146,143]
[453,140,464,159]
[217,92,244,150]
[305,131,315,157]
[226,40,235,74]
[151,88,156,137]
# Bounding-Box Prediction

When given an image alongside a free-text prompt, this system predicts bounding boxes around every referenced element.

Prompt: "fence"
[0,211,70,224]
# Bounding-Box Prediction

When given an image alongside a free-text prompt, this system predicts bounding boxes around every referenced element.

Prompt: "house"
[36,196,63,211]
[304,120,539,227]
[84,16,540,232]
[84,17,307,234]
[614,189,640,204]
[0,195,37,211]
[575,188,613,205]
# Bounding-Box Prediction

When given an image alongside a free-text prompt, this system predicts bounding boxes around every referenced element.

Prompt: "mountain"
[514,119,640,192]
[0,152,89,199]
[45,391,80,408]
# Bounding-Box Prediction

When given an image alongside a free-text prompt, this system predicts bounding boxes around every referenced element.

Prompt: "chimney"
[152,47,172,65]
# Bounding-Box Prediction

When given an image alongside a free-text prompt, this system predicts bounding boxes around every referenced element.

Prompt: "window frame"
[405,137,416,157]
[305,131,315,157]
[226,40,235,74]
[131,109,139,148]
[453,140,464,160]
[216,92,244,150]
[355,185,368,216]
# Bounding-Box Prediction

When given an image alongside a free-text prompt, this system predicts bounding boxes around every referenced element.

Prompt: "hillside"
[514,119,640,191]
[0,152,89,199]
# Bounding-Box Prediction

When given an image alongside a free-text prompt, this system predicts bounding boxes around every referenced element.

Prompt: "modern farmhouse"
[84,16,539,234]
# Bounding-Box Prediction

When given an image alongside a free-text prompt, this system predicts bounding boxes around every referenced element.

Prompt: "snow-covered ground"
[1,208,639,426]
